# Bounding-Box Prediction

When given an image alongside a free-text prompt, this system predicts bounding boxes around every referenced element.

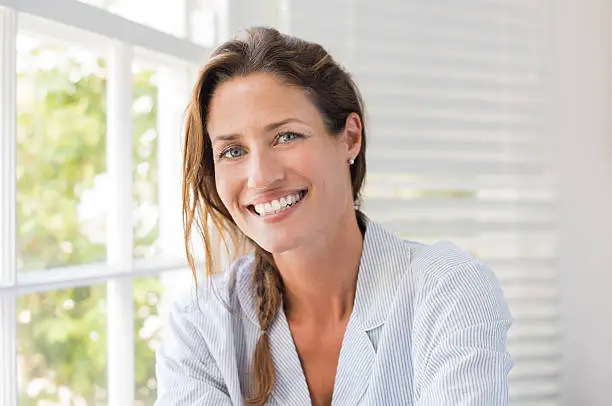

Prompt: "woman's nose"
[247,150,284,190]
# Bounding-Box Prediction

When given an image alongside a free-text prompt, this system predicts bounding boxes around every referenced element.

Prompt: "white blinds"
[288,1,557,405]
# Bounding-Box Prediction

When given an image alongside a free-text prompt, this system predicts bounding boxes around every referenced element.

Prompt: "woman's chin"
[256,238,299,255]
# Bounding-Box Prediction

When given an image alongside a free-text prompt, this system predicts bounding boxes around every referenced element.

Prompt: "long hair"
[182,27,367,405]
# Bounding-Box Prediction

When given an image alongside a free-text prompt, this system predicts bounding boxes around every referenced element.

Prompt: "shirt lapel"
[331,217,412,405]
[268,305,312,405]
[330,311,376,405]
[351,218,412,331]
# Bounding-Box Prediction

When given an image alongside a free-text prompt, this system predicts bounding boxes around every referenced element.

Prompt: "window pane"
[17,285,107,405]
[134,270,193,405]
[78,0,222,46]
[191,0,226,47]
[133,62,160,259]
[17,34,107,271]
[79,0,185,37]
[133,61,189,259]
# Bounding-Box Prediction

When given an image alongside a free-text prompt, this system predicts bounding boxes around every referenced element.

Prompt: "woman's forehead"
[207,73,322,137]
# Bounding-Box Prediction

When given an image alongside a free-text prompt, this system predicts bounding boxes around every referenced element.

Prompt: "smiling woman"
[155,27,512,406]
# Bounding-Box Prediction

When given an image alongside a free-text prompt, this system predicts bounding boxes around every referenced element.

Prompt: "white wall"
[552,1,612,405]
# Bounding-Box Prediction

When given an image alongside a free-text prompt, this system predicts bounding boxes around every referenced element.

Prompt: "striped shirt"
[155,218,513,405]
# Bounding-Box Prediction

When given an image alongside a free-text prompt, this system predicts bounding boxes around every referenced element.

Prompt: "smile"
[249,189,307,217]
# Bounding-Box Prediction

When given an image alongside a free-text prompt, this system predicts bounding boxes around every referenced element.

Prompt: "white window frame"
[0,7,18,406]
[0,1,216,405]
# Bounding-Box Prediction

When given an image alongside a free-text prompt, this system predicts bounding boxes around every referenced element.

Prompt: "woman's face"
[207,72,361,254]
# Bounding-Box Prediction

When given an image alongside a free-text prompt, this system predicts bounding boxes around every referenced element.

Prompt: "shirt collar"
[235,216,411,331]
[352,217,411,329]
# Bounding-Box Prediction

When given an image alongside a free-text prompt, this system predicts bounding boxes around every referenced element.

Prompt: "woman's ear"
[343,112,363,161]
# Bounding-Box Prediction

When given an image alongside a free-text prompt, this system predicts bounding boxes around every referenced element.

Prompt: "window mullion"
[0,7,18,406]
[106,41,135,406]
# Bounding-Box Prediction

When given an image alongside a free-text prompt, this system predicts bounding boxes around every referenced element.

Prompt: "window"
[1,1,212,404]
[17,285,108,405]
[16,34,108,272]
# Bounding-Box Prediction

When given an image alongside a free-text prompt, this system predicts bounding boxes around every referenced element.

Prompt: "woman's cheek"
[214,171,235,210]
[286,146,321,174]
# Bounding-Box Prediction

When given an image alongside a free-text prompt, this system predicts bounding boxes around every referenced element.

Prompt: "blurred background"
[0,0,610,405]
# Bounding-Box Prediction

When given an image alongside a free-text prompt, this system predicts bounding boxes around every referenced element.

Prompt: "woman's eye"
[221,147,246,160]
[277,132,302,144]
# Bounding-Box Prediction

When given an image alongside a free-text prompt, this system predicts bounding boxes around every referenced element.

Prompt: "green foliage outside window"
[17,43,164,406]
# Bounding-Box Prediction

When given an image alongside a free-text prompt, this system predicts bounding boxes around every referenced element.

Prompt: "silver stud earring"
[349,158,355,165]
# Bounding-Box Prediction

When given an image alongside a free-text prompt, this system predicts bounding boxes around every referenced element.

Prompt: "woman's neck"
[273,210,364,325]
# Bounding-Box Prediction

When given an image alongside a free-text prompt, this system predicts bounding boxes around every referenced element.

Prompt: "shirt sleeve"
[154,299,233,406]
[413,258,514,405]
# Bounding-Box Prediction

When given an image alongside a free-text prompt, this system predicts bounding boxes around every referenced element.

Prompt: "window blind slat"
[363,198,554,212]
[368,160,544,175]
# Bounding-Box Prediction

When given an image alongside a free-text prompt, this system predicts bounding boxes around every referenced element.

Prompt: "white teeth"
[253,191,306,216]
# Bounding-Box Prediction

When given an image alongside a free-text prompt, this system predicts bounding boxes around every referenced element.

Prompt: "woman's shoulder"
[366,218,490,284]
[360,219,508,321]
[367,219,505,314]
[402,237,503,305]
[406,239,486,281]
[400,237,510,321]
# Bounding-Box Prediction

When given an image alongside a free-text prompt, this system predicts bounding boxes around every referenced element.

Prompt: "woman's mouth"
[248,189,308,217]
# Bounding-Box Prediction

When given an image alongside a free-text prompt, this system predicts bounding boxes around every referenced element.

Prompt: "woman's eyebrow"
[212,118,308,143]
[264,117,307,131]
[212,133,241,143]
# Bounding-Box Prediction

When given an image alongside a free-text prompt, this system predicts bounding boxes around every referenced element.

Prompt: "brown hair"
[181,27,367,405]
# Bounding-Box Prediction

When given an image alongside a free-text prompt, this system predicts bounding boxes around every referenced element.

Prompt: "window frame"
[0,7,18,406]
[0,1,212,404]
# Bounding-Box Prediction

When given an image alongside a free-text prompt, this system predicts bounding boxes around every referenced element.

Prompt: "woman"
[155,27,512,406]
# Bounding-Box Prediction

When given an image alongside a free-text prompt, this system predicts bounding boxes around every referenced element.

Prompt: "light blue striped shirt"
[155,219,513,405]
